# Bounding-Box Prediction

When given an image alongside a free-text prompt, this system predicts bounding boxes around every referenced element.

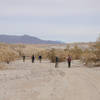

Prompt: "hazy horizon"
[0,0,100,42]
[0,33,98,43]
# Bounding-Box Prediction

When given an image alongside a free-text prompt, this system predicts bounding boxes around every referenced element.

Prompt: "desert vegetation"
[0,43,44,64]
[80,35,100,66]
[0,44,19,63]
[40,35,100,66]
[46,45,83,63]
[0,35,100,67]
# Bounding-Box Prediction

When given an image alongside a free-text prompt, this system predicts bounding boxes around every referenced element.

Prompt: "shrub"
[81,49,97,65]
[0,46,19,64]
[80,34,100,65]
[48,49,67,63]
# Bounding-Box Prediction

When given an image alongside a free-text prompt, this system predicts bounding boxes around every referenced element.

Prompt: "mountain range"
[0,35,64,44]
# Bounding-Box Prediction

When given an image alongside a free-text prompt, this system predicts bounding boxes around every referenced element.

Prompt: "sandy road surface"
[0,60,100,100]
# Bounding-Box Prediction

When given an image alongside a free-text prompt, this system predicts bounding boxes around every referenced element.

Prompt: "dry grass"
[0,46,19,63]
[80,35,100,66]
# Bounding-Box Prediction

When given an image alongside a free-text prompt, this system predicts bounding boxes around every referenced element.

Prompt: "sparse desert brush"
[0,43,46,63]
[69,45,83,59]
[94,41,100,59]
[36,50,49,59]
[10,44,26,49]
[47,49,67,63]
[20,45,44,58]
[0,46,19,64]
[47,49,56,62]
[89,35,100,64]
[10,44,26,57]
[9,44,44,58]
[64,44,83,60]
[89,41,100,65]
[80,35,100,66]
[81,50,97,65]
[47,44,83,63]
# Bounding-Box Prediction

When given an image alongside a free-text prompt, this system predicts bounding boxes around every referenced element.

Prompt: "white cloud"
[0,0,100,16]
[0,0,100,42]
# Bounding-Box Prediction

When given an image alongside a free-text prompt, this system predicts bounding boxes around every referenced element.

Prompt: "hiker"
[55,57,59,68]
[23,55,25,62]
[7,61,10,64]
[32,55,35,63]
[39,55,42,63]
[67,55,72,68]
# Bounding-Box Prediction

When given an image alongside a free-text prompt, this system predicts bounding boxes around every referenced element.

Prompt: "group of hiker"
[23,55,42,63]
[31,55,42,63]
[23,55,72,68]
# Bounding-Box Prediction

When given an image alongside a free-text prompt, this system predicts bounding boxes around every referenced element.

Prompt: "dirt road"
[0,60,100,100]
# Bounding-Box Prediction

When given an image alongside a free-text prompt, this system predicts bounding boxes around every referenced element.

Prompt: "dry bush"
[47,49,56,62]
[80,35,100,66]
[10,44,26,57]
[81,49,97,65]
[9,44,44,58]
[69,45,83,59]
[91,41,100,65]
[64,44,83,60]
[36,50,49,59]
[47,49,67,63]
[0,46,19,63]
[22,45,44,57]
[0,43,46,63]
[94,41,100,58]
[45,44,83,63]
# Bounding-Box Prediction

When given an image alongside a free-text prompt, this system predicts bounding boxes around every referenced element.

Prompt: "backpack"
[68,56,71,62]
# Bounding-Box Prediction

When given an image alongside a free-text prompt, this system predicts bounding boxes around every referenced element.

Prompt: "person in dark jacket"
[67,55,72,68]
[23,55,25,62]
[55,57,59,68]
[32,55,35,63]
[39,56,42,63]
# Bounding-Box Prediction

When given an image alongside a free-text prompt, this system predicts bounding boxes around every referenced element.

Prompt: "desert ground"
[0,60,100,100]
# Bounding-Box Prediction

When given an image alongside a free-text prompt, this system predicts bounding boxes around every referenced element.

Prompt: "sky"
[0,0,100,43]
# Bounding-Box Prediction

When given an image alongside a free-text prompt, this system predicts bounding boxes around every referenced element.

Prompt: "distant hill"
[0,35,64,44]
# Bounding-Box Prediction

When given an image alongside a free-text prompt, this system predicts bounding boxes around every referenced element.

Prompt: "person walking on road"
[67,55,72,68]
[55,57,59,68]
[23,55,25,62]
[39,55,42,63]
[32,55,35,63]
